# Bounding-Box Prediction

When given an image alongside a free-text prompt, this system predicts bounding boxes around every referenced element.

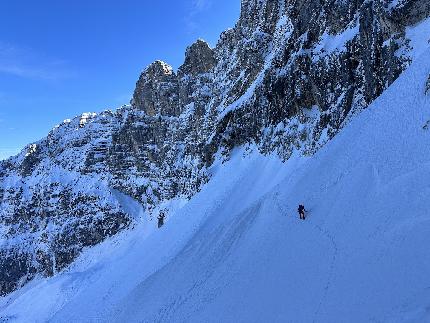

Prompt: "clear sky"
[0,0,241,160]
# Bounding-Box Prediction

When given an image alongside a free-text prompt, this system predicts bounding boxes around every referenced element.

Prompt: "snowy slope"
[2,1,429,299]
[1,48,430,322]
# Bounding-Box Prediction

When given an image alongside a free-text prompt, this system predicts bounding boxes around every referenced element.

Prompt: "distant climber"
[298,204,306,220]
[158,211,166,228]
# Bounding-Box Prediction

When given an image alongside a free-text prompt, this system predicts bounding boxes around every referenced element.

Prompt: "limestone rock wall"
[1,0,429,296]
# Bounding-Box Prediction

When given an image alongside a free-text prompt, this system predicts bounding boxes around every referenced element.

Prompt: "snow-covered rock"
[0,0,429,297]
[2,43,430,323]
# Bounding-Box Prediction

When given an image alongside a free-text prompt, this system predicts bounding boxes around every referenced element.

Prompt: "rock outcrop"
[1,0,429,296]
[178,39,217,76]
[132,61,180,116]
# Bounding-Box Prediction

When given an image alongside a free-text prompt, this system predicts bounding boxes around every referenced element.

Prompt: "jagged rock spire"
[178,39,216,76]
[132,60,180,116]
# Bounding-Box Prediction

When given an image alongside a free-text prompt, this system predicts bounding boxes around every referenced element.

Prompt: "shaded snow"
[388,0,406,10]
[313,22,359,60]
[406,16,430,60]
[1,49,430,323]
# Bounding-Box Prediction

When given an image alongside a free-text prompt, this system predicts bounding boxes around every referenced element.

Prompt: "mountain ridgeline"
[1,0,429,296]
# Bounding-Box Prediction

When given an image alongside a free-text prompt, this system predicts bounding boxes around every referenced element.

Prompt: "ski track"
[272,191,339,323]
[312,224,338,322]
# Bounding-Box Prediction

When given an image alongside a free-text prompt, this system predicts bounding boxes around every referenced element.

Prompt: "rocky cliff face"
[1,0,429,296]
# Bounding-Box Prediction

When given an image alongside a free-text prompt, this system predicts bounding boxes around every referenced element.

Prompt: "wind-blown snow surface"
[2,49,430,322]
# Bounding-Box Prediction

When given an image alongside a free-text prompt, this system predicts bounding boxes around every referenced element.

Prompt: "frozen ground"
[1,46,430,323]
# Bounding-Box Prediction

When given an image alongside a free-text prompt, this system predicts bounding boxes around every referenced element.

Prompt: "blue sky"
[0,0,240,160]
